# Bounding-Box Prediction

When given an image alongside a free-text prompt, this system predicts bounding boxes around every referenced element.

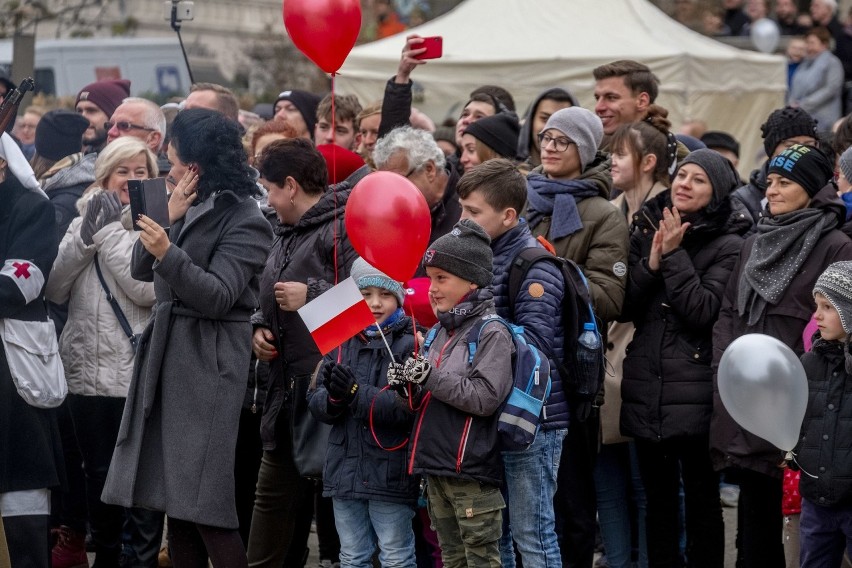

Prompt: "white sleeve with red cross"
[1,259,45,304]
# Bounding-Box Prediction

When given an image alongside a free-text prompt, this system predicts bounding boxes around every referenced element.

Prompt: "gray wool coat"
[101,190,272,528]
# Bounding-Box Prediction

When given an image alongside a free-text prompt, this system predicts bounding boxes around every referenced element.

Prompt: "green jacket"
[526,153,629,322]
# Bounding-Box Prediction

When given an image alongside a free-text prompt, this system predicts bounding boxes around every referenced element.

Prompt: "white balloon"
[718,333,808,451]
[750,18,781,53]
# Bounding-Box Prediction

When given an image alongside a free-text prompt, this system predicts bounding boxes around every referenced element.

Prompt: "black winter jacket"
[307,315,419,504]
[0,174,65,493]
[620,193,752,442]
[710,185,852,478]
[252,188,358,449]
[490,221,568,429]
[797,338,852,507]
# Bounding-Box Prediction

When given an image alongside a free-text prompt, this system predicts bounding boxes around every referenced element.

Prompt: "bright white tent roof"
[337,0,787,172]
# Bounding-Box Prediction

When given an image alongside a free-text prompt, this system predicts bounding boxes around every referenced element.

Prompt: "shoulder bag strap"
[94,253,138,350]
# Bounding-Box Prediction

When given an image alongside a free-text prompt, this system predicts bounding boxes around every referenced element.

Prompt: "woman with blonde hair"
[46,136,163,565]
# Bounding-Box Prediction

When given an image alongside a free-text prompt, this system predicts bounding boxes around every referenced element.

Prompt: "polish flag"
[298,277,375,355]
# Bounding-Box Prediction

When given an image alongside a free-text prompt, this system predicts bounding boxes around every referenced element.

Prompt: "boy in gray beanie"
[388,219,513,566]
[796,260,852,565]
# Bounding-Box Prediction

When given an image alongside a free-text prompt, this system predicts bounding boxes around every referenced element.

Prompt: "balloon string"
[331,73,338,285]
[786,451,819,479]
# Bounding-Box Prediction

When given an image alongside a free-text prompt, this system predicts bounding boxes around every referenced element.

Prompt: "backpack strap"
[466,316,517,364]
[422,325,440,354]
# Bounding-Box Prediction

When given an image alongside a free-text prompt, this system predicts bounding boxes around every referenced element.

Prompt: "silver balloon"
[750,18,781,54]
[718,333,808,451]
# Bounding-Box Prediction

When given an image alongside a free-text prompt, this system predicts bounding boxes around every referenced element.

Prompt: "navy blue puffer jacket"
[491,221,568,429]
[307,314,419,505]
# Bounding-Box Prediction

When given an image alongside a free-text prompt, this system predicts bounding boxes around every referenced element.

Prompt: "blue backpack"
[422,314,552,451]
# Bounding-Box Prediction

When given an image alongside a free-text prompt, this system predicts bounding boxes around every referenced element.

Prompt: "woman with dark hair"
[247,137,357,567]
[596,111,676,568]
[102,108,273,566]
[621,149,752,567]
[711,144,852,566]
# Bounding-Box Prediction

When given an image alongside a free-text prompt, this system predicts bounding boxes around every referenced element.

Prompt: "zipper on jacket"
[456,416,472,473]
[408,393,432,475]
[408,330,453,475]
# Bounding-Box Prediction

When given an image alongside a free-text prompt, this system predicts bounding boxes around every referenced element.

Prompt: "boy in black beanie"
[388,219,514,567]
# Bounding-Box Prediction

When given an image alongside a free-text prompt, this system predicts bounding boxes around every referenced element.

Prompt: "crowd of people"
[7,13,852,568]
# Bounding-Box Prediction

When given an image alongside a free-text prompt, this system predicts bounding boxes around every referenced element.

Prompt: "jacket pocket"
[454,486,506,547]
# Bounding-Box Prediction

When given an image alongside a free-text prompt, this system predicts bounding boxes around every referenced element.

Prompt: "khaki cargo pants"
[425,475,505,568]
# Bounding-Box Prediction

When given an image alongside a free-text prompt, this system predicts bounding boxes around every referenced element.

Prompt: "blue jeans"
[499,427,567,568]
[332,498,416,568]
[594,442,648,568]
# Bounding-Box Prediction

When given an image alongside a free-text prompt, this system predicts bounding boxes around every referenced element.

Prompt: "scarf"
[436,288,494,332]
[364,307,405,338]
[526,173,600,240]
[738,207,838,325]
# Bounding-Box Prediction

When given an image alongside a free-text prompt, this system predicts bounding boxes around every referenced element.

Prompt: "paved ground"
[89,504,740,567]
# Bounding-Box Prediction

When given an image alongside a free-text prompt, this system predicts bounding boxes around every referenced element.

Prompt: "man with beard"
[74,80,130,154]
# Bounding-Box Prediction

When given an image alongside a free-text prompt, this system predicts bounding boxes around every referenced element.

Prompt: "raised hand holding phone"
[396,34,440,84]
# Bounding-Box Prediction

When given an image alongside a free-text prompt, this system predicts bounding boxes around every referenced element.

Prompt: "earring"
[290,197,295,206]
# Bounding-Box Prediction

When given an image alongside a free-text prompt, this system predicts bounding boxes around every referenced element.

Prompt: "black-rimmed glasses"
[538,133,573,152]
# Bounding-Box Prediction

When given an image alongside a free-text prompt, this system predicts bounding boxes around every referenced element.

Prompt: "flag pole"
[374,324,396,364]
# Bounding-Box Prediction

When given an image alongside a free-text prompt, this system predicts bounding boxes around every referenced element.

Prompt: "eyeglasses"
[538,133,573,152]
[104,121,155,133]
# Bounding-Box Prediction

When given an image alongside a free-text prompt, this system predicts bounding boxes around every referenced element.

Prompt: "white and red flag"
[298,277,375,355]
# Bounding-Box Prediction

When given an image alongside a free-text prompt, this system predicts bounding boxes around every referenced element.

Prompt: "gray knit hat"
[676,149,741,212]
[814,261,852,334]
[350,257,405,307]
[840,146,852,184]
[541,107,604,171]
[423,219,493,287]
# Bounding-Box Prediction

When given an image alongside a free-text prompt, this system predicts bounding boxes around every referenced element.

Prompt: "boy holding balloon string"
[795,260,852,566]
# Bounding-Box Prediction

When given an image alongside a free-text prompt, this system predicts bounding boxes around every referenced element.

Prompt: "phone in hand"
[413,36,443,60]
[129,178,170,231]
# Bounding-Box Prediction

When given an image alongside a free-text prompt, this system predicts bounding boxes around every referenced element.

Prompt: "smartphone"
[413,36,442,60]
[129,178,170,231]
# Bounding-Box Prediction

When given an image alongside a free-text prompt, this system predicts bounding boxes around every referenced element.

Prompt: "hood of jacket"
[516,87,580,162]
[41,152,96,194]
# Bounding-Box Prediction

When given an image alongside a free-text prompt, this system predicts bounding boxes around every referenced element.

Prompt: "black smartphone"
[128,178,170,231]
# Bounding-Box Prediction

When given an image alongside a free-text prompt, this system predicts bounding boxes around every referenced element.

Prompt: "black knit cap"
[274,90,322,137]
[35,110,89,161]
[423,219,493,287]
[767,144,834,197]
[761,106,818,158]
[464,112,520,159]
[677,149,741,212]
[701,131,740,158]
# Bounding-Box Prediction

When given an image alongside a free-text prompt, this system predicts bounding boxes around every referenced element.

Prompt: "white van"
[0,37,192,98]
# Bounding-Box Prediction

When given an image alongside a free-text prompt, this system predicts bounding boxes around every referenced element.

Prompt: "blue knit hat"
[350,258,405,307]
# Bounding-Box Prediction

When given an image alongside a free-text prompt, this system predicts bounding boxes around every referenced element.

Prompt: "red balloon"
[345,171,431,282]
[283,0,362,74]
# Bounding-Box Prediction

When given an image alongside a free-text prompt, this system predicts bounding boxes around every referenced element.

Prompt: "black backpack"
[507,246,605,415]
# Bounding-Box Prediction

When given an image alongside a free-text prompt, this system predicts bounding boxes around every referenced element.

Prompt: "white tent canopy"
[337,0,787,173]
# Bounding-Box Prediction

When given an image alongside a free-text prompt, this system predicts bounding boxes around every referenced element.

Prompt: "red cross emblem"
[12,262,31,279]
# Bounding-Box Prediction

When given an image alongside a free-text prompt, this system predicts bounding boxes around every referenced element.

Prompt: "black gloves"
[324,364,359,405]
